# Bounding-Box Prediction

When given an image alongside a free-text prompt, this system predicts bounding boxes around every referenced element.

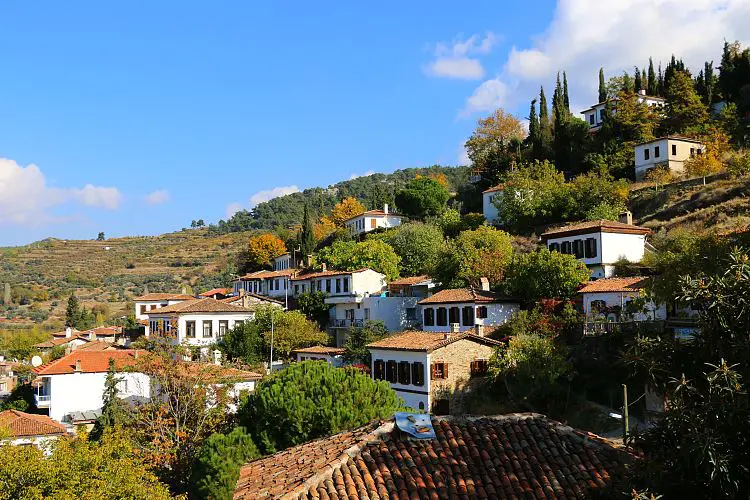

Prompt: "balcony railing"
[35,394,51,407]
[330,319,365,328]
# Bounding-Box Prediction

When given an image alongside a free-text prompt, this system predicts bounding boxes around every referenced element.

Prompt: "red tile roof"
[292,346,346,355]
[0,410,67,438]
[133,293,196,301]
[418,287,516,305]
[344,209,403,222]
[238,269,296,280]
[144,297,252,314]
[34,335,90,349]
[578,277,649,293]
[199,288,229,297]
[636,135,704,145]
[291,268,373,281]
[367,330,503,352]
[234,413,630,499]
[388,275,431,286]
[541,219,651,240]
[33,350,143,376]
[483,184,505,194]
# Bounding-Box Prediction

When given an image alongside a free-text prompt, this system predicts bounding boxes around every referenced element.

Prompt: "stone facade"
[429,337,495,415]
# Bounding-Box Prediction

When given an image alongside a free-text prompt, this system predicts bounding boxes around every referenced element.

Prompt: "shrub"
[190,427,260,500]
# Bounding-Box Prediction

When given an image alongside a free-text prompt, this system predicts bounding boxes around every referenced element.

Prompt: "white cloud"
[462,0,750,115]
[0,158,122,225]
[349,170,376,180]
[424,32,498,80]
[225,202,243,218]
[458,143,470,165]
[249,185,300,206]
[144,189,170,206]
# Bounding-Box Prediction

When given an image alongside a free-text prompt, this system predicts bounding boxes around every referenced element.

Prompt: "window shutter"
[443,363,449,379]
[430,363,436,379]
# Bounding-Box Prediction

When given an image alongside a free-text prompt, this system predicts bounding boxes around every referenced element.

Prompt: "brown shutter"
[430,363,436,379]
[444,363,448,379]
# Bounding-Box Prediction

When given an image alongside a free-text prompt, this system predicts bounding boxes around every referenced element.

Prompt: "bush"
[726,150,750,178]
[190,427,260,500]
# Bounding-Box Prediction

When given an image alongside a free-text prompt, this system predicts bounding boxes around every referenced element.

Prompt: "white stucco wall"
[330,296,420,331]
[421,302,519,332]
[4,435,61,455]
[600,232,647,265]
[346,215,403,236]
[369,350,430,411]
[135,299,189,321]
[634,138,704,180]
[482,191,502,225]
[147,312,254,351]
[582,291,667,321]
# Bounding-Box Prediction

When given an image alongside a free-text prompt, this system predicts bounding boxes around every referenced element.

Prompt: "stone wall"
[429,338,495,414]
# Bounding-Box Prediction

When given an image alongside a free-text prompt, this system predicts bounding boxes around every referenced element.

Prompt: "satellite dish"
[31,356,43,367]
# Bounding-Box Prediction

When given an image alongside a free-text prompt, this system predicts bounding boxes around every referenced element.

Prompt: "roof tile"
[0,410,67,437]
[145,297,252,314]
[578,277,648,293]
[367,331,503,352]
[541,220,651,239]
[418,288,515,305]
[133,293,196,301]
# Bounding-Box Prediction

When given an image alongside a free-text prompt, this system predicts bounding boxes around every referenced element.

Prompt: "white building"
[367,330,502,413]
[134,293,196,321]
[0,409,68,452]
[541,215,651,279]
[634,136,705,180]
[145,298,255,356]
[344,205,403,237]
[417,282,519,333]
[482,185,504,225]
[291,267,386,299]
[578,277,666,323]
[233,269,295,299]
[581,90,666,131]
[33,350,151,424]
[292,346,346,367]
[273,253,300,271]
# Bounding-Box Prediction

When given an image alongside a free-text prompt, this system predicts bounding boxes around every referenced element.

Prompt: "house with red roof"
[344,204,403,237]
[134,292,196,321]
[0,409,68,451]
[199,288,230,300]
[578,277,666,323]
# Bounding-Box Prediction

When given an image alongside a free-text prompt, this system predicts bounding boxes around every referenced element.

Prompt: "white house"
[578,277,666,323]
[482,185,504,225]
[232,269,295,300]
[387,275,435,298]
[145,298,255,357]
[291,346,346,367]
[344,205,403,237]
[367,330,503,413]
[273,253,299,271]
[417,281,519,333]
[291,267,386,299]
[581,90,665,131]
[134,293,196,321]
[0,409,68,452]
[634,136,705,180]
[541,214,651,279]
[33,350,151,424]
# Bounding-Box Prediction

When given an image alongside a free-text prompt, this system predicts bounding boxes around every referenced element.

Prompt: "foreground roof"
[234,413,629,499]
[367,331,503,352]
[133,292,196,301]
[145,297,252,315]
[0,410,67,438]
[541,219,651,240]
[578,277,649,293]
[418,287,516,305]
[33,350,143,376]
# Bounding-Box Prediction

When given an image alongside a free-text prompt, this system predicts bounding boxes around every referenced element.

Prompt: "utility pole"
[269,310,274,375]
[622,383,630,442]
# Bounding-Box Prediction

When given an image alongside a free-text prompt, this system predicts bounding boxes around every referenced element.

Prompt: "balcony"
[35,394,51,408]
[330,319,365,328]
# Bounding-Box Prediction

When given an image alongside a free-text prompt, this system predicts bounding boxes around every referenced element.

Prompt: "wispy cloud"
[225,202,244,219]
[424,32,498,80]
[144,189,170,206]
[249,185,300,207]
[349,170,376,180]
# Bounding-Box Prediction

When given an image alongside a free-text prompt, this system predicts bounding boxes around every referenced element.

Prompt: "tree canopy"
[317,239,401,280]
[330,197,365,227]
[504,248,590,305]
[190,427,260,500]
[379,222,445,277]
[395,177,450,220]
[433,226,513,288]
[244,233,287,272]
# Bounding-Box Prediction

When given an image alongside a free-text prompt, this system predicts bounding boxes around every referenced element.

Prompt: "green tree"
[240,361,403,453]
[296,291,330,329]
[634,66,642,92]
[563,71,570,110]
[433,226,513,288]
[190,427,260,500]
[65,294,81,328]
[220,321,266,367]
[496,160,569,230]
[528,99,540,156]
[538,86,553,157]
[504,248,590,305]
[317,239,401,281]
[394,177,449,220]
[598,67,607,103]
[464,108,526,183]
[298,203,315,259]
[97,232,105,241]
[90,359,131,441]
[647,58,657,95]
[567,170,629,220]
[663,70,709,134]
[381,222,444,276]
[343,320,388,365]
[253,306,328,360]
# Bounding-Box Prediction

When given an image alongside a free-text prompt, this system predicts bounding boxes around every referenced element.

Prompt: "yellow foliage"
[247,233,287,270]
[330,197,365,227]
[645,164,675,191]
[313,216,337,241]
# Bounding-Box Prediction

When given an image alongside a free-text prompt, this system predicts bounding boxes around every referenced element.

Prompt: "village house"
[367,329,503,413]
[0,360,20,397]
[234,413,629,498]
[232,269,295,301]
[291,346,346,367]
[482,185,504,225]
[220,292,284,309]
[344,204,403,237]
[387,275,435,298]
[199,288,230,300]
[133,292,196,321]
[581,89,666,131]
[633,136,705,180]
[541,213,651,279]
[578,277,666,322]
[34,326,130,355]
[0,409,68,452]
[144,298,255,358]
[418,279,519,333]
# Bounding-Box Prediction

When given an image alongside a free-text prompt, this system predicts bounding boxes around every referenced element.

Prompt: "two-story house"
[578,277,666,323]
[134,293,196,321]
[541,214,651,279]
[418,280,519,333]
[232,269,295,300]
[367,329,503,413]
[634,136,705,180]
[581,90,665,132]
[344,204,403,237]
[145,298,255,358]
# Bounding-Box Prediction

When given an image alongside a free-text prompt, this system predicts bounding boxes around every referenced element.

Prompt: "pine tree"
[648,58,657,95]
[598,68,607,102]
[703,61,715,105]
[634,66,642,93]
[563,71,570,111]
[299,203,315,260]
[90,359,130,440]
[190,427,260,500]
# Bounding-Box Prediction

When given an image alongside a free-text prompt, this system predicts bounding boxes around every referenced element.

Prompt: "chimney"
[618,210,633,225]
[450,323,460,334]
[443,332,451,340]
[384,203,389,215]
[475,324,485,337]
[321,263,327,272]
[65,327,73,338]
[479,277,490,292]
[74,359,81,372]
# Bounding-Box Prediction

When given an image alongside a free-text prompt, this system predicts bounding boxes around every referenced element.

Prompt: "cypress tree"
[641,69,647,91]
[552,73,563,123]
[647,58,657,95]
[563,71,570,111]
[622,72,633,93]
[634,66,642,93]
[598,68,607,102]
[90,359,130,440]
[538,86,553,152]
[65,294,81,328]
[299,204,315,259]
[704,61,715,105]
[657,64,665,96]
[528,98,539,149]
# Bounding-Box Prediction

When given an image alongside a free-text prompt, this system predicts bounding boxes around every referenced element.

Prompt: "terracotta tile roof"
[34,335,90,349]
[144,297,252,315]
[541,219,651,240]
[367,330,503,352]
[388,275,431,286]
[222,293,285,306]
[0,410,67,438]
[85,326,122,337]
[292,346,346,355]
[234,413,630,499]
[418,287,516,305]
[239,269,296,280]
[578,277,649,293]
[199,288,229,297]
[133,292,196,301]
[51,328,79,338]
[291,268,373,281]
[483,184,505,193]
[73,341,120,351]
[344,209,403,222]
[33,350,143,375]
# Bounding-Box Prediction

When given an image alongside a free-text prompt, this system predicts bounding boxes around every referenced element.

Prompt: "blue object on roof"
[394,411,436,440]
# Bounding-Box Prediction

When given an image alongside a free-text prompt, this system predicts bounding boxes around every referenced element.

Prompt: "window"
[202,320,212,338]
[398,361,410,385]
[140,305,147,315]
[412,362,425,386]
[462,306,474,326]
[584,238,597,258]
[235,320,244,328]
[672,144,677,156]
[573,239,584,259]
[370,218,377,229]
[449,307,460,325]
[589,114,594,125]
[549,242,560,252]
[406,308,417,320]
[470,360,489,377]
[317,280,322,291]
[326,280,331,293]
[364,308,370,320]
[385,360,397,383]
[436,307,447,326]
[696,148,703,155]
[599,109,605,121]
[477,306,488,319]
[418,402,425,411]
[654,146,660,158]
[295,285,299,295]
[343,278,349,293]
[424,308,435,326]
[431,362,447,380]
[218,320,228,338]
[373,360,385,380]
[185,321,196,338]
[690,147,695,156]
[644,149,650,160]
[561,241,572,254]
[336,279,341,293]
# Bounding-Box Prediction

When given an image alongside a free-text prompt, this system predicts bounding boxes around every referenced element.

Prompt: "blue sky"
[0,0,747,246]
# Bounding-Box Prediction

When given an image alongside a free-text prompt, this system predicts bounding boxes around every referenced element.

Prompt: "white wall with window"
[421,302,518,332]
[545,231,647,279]
[582,290,667,322]
[369,350,430,411]
[134,298,192,321]
[482,188,503,225]
[634,137,704,180]
[147,311,254,354]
